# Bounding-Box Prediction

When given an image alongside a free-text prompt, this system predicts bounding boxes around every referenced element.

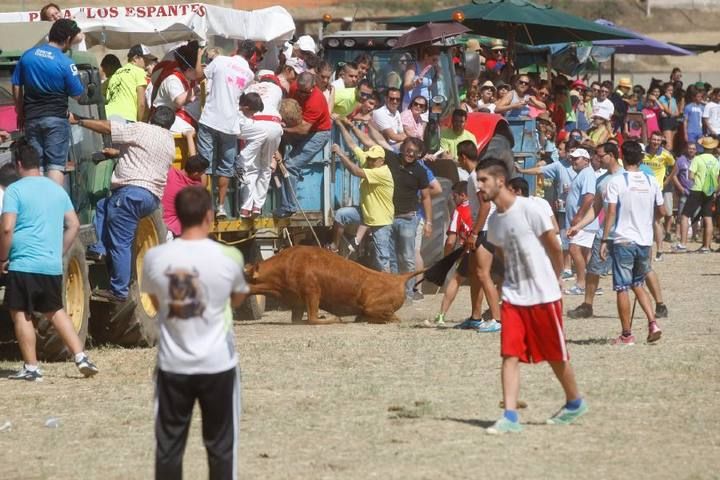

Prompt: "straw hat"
[480,80,496,91]
[698,136,719,150]
[490,39,506,51]
[618,78,632,89]
[466,38,481,52]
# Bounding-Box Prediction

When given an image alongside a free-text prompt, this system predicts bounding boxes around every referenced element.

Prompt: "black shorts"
[457,232,497,277]
[5,271,63,313]
[659,116,678,132]
[682,190,714,218]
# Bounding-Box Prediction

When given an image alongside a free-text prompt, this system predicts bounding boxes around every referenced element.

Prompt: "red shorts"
[500,300,568,364]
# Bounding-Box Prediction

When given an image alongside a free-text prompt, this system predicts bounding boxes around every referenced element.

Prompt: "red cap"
[571,80,587,90]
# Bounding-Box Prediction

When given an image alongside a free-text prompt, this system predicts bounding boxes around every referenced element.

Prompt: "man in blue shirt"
[12,18,84,186]
[0,142,98,382]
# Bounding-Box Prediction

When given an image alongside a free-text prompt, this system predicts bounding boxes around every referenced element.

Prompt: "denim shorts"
[334,206,362,225]
[197,123,238,177]
[587,235,612,275]
[609,242,651,292]
[25,116,71,172]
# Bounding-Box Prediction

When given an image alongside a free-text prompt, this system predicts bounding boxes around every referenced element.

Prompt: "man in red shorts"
[477,158,588,434]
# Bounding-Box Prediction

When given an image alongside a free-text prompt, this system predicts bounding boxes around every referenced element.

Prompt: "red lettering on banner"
[125,7,135,16]
[167,5,178,16]
[29,12,39,21]
[198,5,206,17]
[146,6,157,16]
[136,6,146,17]
[63,9,72,19]
[156,6,167,17]
[86,8,95,19]
[109,7,119,18]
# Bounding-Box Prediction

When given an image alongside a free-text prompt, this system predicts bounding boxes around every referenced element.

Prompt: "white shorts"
[569,229,595,248]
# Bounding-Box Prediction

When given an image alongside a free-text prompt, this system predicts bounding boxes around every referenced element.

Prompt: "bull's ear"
[244,263,258,280]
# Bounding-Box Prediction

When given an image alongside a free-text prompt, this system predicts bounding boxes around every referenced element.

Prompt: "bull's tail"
[401,268,430,286]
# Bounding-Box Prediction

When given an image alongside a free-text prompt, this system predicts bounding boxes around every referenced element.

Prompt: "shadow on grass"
[441,417,496,429]
[566,337,610,346]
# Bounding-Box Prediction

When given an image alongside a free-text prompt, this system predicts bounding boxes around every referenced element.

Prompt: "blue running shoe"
[477,319,501,333]
[546,399,589,425]
[486,416,523,434]
[454,318,483,330]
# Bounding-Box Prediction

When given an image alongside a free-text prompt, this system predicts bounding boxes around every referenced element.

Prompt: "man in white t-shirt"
[591,84,615,123]
[372,88,407,152]
[238,73,284,218]
[600,141,666,346]
[702,88,720,137]
[476,158,587,435]
[142,186,249,479]
[194,41,255,219]
[331,61,359,90]
[455,140,501,333]
[507,177,560,236]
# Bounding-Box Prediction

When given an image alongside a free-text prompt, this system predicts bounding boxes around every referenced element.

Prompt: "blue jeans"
[371,224,392,273]
[89,186,159,298]
[389,215,420,298]
[609,242,651,292]
[277,130,330,214]
[587,235,612,275]
[25,116,71,172]
[197,123,239,177]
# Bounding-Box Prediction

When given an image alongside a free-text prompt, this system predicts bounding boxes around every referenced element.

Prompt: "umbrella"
[393,22,471,50]
[593,19,694,56]
[387,0,637,46]
[423,248,467,286]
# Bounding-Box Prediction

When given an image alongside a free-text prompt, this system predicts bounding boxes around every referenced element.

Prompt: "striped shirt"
[110,121,175,199]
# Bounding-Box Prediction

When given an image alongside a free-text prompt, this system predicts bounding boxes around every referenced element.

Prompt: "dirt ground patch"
[1,244,720,479]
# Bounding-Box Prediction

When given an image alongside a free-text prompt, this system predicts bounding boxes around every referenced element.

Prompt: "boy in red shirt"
[428,181,473,326]
[161,154,209,238]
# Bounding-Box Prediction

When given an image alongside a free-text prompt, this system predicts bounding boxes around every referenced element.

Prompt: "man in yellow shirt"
[333,80,374,117]
[643,130,675,260]
[105,44,153,122]
[328,136,394,271]
[439,109,477,163]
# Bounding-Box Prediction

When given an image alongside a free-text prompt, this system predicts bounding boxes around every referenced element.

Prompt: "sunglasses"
[518,80,529,86]
[411,101,427,110]
[359,91,372,99]
[388,96,401,102]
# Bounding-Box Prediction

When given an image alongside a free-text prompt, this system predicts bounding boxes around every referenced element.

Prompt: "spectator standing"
[477,81,497,113]
[564,148,599,296]
[11,19,84,186]
[658,83,680,152]
[142,186,248,480]
[276,72,332,217]
[276,58,305,95]
[79,107,176,302]
[675,137,720,252]
[240,75,284,218]
[684,89,705,148]
[150,42,200,135]
[333,80,373,118]
[702,88,720,137]
[161,154,208,239]
[610,78,632,132]
[2,143,98,381]
[331,62,360,90]
[402,46,440,111]
[40,2,63,21]
[495,75,545,118]
[100,54,121,98]
[478,159,587,434]
[105,45,153,122]
[600,141,666,345]
[400,95,428,140]
[588,112,612,146]
[316,61,335,115]
[371,88,406,152]
[591,84,615,126]
[193,42,254,219]
[671,143,696,250]
[643,131,675,259]
[643,88,663,140]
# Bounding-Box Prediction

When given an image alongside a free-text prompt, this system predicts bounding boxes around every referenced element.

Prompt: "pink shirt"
[400,109,426,139]
[643,107,660,136]
[161,167,203,236]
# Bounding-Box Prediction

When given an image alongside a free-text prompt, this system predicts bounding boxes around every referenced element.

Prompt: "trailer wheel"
[36,239,90,361]
[91,209,165,347]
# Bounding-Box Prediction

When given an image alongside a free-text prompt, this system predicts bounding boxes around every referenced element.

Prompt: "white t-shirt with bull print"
[142,238,249,375]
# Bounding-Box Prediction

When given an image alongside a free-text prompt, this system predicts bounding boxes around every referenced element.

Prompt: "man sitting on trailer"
[75,107,176,302]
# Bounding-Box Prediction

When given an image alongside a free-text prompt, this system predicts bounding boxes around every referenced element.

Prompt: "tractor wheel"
[235,240,267,321]
[35,239,90,361]
[91,209,165,347]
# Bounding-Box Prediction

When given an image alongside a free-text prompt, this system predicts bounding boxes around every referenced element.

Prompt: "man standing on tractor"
[1,142,98,381]
[11,19,85,186]
[76,107,176,302]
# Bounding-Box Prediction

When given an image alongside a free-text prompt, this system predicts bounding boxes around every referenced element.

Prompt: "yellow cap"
[367,145,386,159]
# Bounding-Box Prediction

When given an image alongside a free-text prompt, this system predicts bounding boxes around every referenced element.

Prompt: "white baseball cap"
[295,35,317,53]
[284,57,306,74]
[569,148,591,159]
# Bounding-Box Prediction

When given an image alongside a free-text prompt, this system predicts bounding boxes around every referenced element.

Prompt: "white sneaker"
[216,205,228,219]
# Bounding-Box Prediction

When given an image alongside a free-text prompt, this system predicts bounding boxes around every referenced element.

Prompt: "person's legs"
[197,368,240,480]
[394,216,420,298]
[370,224,392,273]
[440,274,464,315]
[331,207,362,250]
[215,132,239,214]
[106,186,159,298]
[653,220,664,257]
[413,219,425,295]
[568,243,588,289]
[239,121,269,213]
[253,123,283,213]
[702,215,713,249]
[40,116,71,186]
[548,361,580,403]
[677,214,690,247]
[277,130,330,214]
[11,309,38,367]
[501,356,521,411]
[477,244,501,321]
[469,250,485,320]
[88,197,110,256]
[155,370,197,480]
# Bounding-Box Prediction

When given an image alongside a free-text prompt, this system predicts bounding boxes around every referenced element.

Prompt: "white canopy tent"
[0,3,296,49]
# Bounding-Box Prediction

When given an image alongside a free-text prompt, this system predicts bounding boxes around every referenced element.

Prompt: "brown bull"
[245,246,425,324]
